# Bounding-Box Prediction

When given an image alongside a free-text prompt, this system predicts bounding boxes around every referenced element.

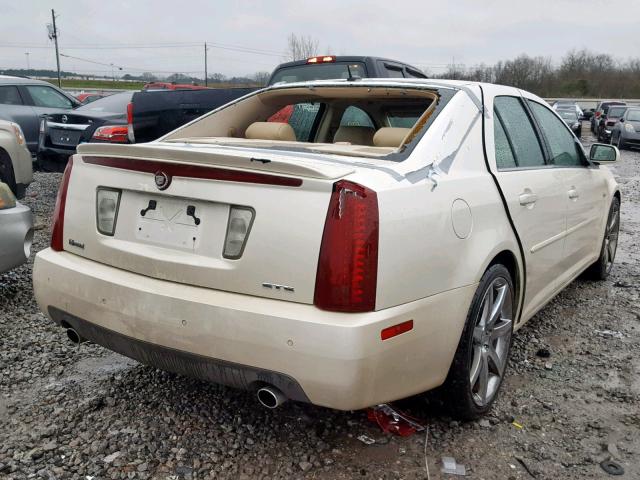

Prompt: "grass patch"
[43,79,146,90]
[42,78,263,91]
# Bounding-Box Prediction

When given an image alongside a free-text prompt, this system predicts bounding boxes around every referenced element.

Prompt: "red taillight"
[51,157,74,251]
[306,55,336,64]
[595,111,601,118]
[314,180,379,312]
[126,102,135,143]
[92,125,129,143]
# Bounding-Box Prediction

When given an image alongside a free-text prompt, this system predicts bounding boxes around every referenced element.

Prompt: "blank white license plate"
[135,196,203,250]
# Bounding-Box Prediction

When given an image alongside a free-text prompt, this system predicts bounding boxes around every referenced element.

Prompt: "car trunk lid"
[62,142,355,304]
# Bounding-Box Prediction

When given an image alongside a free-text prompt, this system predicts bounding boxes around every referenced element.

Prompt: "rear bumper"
[34,249,476,410]
[0,202,33,273]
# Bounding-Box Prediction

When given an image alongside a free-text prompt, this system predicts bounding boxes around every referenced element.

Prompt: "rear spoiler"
[76,142,354,181]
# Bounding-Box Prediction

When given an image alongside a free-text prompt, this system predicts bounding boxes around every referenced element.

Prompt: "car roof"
[0,75,55,86]
[268,77,478,89]
[274,56,423,70]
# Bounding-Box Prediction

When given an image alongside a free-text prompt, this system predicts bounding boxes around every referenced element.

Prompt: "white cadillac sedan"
[33,79,620,419]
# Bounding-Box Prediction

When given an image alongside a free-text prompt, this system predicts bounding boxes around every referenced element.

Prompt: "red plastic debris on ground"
[366,404,426,437]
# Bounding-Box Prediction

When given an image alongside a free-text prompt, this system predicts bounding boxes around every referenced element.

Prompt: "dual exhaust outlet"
[66,327,87,345]
[65,327,288,408]
[256,386,287,409]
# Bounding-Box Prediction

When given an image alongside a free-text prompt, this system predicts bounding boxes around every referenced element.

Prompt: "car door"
[526,98,609,277]
[485,90,568,320]
[0,85,38,154]
[19,84,76,149]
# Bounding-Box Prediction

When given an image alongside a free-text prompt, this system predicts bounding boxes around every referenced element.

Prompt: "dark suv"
[268,56,427,85]
[0,75,80,156]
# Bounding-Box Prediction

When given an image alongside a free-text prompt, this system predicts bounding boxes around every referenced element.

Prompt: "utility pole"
[50,9,61,87]
[25,52,30,70]
[204,42,208,86]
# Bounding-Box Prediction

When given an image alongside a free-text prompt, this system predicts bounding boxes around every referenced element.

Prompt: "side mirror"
[620,118,624,122]
[590,144,619,164]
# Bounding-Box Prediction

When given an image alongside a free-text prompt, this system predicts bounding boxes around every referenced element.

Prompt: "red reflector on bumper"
[381,320,413,340]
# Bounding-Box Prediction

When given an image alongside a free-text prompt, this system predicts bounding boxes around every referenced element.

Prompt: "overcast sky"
[2,0,640,78]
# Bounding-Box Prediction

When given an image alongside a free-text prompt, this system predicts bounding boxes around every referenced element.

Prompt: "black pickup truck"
[38,56,426,165]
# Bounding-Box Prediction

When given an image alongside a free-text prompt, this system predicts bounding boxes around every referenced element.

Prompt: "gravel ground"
[1,127,639,479]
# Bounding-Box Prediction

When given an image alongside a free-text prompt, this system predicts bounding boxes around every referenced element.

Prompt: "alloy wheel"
[603,201,620,274]
[469,277,513,407]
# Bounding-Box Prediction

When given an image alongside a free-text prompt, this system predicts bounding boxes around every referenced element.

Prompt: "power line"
[0,40,283,57]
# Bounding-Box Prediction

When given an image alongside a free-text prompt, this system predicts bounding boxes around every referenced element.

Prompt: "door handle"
[519,192,538,206]
[568,188,579,199]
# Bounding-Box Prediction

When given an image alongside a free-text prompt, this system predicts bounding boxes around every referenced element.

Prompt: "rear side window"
[269,63,366,84]
[25,85,73,109]
[268,102,322,141]
[405,68,427,79]
[527,100,584,167]
[340,106,374,128]
[494,116,517,169]
[383,64,405,78]
[0,86,23,105]
[493,96,545,168]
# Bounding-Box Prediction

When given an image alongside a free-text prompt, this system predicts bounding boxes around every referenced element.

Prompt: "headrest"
[333,126,375,146]
[245,122,296,141]
[373,127,411,148]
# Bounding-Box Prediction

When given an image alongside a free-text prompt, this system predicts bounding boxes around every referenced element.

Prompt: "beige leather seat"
[245,122,296,141]
[373,127,411,148]
[333,126,375,146]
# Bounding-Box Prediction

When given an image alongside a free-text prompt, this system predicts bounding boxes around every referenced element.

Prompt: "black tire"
[439,264,515,420]
[616,133,627,151]
[585,197,620,280]
[0,149,17,196]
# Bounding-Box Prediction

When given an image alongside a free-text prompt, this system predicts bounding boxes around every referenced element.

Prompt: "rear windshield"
[627,109,640,121]
[76,91,133,114]
[163,85,457,162]
[607,107,626,117]
[269,62,367,85]
[558,110,577,121]
[602,102,625,113]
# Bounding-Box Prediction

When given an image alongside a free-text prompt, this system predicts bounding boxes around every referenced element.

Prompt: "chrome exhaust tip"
[257,386,287,409]
[66,328,85,344]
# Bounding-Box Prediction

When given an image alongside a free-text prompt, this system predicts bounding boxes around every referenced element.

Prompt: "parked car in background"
[556,108,582,138]
[0,75,80,155]
[597,105,628,142]
[38,91,134,167]
[75,92,107,104]
[581,108,595,121]
[34,79,620,419]
[130,87,255,143]
[0,119,32,198]
[552,100,583,119]
[610,107,640,149]
[591,101,626,133]
[0,180,33,273]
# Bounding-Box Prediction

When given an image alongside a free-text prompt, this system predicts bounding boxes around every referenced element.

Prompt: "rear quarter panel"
[373,90,522,311]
